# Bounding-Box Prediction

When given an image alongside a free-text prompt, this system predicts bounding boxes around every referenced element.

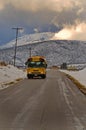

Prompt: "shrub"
[0,61,7,66]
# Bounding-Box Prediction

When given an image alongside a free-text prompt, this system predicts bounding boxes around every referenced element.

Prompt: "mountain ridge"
[0,40,86,67]
[0,32,54,49]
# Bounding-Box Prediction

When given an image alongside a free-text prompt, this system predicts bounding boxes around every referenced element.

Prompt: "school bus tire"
[41,74,46,79]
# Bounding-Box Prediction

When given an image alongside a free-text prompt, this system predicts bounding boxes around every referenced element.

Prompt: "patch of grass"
[3,78,23,86]
[4,81,15,86]
[16,78,23,81]
[66,74,86,95]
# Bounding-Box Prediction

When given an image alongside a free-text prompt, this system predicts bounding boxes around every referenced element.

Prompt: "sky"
[0,0,86,45]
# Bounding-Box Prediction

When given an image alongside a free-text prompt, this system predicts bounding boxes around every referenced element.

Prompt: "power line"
[12,27,23,66]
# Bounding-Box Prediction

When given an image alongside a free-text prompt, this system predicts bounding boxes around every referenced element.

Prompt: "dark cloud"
[0,0,86,44]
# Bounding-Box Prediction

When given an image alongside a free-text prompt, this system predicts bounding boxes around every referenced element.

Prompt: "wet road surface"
[0,70,86,130]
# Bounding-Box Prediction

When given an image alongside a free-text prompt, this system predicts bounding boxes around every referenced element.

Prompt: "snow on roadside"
[60,68,86,88]
[0,65,26,90]
[0,64,86,90]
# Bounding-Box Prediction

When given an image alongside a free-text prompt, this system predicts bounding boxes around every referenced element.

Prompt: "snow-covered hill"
[0,40,86,67]
[0,32,54,49]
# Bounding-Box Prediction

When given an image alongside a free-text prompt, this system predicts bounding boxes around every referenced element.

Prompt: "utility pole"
[29,47,31,58]
[12,27,23,66]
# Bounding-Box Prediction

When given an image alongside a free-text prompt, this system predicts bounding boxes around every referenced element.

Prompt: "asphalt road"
[0,70,86,130]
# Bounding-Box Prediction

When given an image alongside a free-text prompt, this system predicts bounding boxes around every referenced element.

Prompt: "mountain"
[0,39,86,67]
[0,32,54,49]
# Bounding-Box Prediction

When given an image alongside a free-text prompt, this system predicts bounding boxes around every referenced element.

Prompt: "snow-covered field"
[0,64,26,90]
[60,68,86,88]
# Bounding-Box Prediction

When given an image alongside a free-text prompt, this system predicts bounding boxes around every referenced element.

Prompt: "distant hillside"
[0,40,86,67]
[0,32,54,49]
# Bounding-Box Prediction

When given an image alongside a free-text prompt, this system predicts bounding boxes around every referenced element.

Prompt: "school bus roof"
[31,56,45,59]
[28,56,46,62]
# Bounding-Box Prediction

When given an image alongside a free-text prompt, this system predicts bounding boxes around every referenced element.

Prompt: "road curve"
[0,69,86,130]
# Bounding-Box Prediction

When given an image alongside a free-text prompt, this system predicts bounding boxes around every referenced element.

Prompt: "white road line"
[61,81,84,130]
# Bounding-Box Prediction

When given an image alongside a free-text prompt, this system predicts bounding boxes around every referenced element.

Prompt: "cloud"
[52,22,86,41]
[0,0,85,12]
[0,0,86,43]
[1,0,85,25]
[34,28,39,33]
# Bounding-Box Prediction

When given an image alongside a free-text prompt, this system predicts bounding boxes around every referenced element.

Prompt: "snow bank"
[60,68,86,88]
[0,64,86,90]
[0,65,26,90]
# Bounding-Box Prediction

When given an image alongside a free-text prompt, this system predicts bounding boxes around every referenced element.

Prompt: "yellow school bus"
[25,56,47,79]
